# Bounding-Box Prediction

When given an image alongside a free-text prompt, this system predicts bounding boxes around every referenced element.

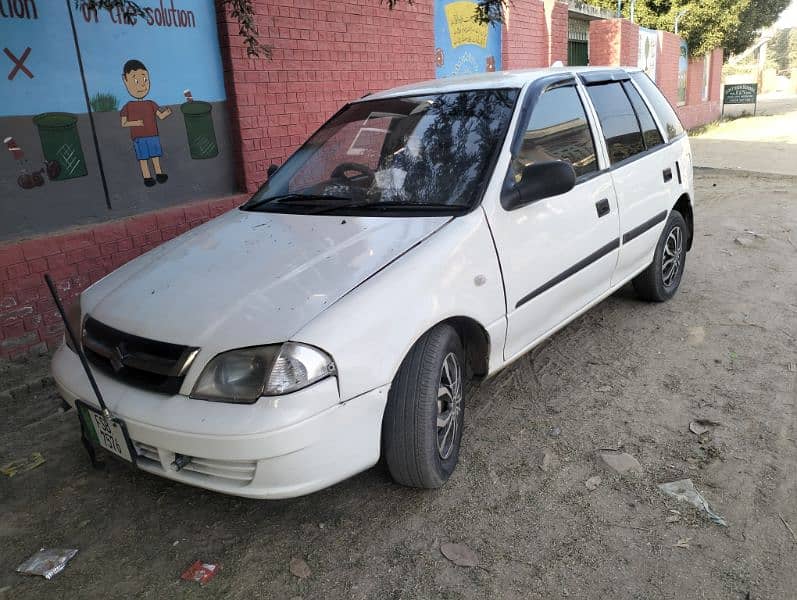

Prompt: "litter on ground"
[180,561,220,586]
[658,479,728,527]
[16,548,78,580]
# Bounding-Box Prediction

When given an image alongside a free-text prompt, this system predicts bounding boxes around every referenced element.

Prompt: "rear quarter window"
[630,71,685,140]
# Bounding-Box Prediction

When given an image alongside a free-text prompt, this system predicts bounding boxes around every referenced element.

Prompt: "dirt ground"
[690,94,797,176]
[2,159,797,597]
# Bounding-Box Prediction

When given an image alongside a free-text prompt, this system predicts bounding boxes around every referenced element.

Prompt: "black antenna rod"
[44,274,111,419]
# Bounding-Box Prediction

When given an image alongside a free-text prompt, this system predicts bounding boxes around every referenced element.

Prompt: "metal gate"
[568,17,589,66]
[568,40,589,66]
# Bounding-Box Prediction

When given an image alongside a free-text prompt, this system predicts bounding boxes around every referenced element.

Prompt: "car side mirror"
[502,161,576,210]
[267,163,279,179]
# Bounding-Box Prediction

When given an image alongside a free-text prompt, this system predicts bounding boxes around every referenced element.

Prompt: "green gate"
[568,17,589,66]
[568,40,589,66]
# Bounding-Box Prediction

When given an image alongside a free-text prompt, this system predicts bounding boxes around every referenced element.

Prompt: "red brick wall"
[589,19,622,66]
[0,195,246,359]
[618,19,639,66]
[656,31,680,106]
[217,0,436,194]
[686,56,705,106]
[677,48,722,129]
[709,48,723,102]
[548,1,569,65]
[502,1,548,69]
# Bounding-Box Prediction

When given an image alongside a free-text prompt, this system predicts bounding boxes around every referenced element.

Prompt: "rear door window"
[585,82,645,165]
[630,71,685,140]
[512,85,598,180]
[622,81,664,150]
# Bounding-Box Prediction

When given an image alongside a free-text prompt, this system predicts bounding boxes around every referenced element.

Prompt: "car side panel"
[292,209,507,401]
[611,135,694,284]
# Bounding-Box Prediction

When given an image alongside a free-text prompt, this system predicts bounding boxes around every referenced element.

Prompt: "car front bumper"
[51,344,389,499]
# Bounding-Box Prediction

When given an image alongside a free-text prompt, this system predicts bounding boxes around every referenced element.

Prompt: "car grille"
[82,316,199,395]
[134,441,257,487]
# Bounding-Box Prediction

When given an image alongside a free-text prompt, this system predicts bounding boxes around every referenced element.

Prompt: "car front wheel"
[382,324,465,489]
[633,209,688,302]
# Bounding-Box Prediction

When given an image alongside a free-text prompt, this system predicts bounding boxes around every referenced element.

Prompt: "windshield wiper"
[243,193,352,211]
[311,201,464,215]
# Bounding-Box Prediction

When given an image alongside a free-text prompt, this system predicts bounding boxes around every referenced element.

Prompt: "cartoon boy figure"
[120,59,172,187]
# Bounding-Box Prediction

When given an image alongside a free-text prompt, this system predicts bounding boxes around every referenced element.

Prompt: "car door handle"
[663,167,673,183]
[595,198,611,218]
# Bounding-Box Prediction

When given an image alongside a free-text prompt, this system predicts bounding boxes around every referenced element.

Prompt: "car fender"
[292,208,507,401]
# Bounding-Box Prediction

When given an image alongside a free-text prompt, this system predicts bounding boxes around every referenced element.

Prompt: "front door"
[487,81,620,361]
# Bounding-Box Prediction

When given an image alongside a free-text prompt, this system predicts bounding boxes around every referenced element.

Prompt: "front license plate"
[76,400,135,464]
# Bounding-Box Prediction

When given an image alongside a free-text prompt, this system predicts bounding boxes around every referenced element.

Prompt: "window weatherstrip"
[515,238,620,308]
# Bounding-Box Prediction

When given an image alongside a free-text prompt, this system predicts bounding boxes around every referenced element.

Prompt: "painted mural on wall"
[637,27,658,80]
[0,0,236,241]
[433,1,502,78]
[677,40,688,105]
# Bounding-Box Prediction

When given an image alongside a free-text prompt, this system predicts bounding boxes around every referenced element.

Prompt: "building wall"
[618,19,640,67]
[502,1,549,69]
[548,1,570,64]
[0,0,238,242]
[656,30,681,105]
[678,48,723,130]
[588,19,622,65]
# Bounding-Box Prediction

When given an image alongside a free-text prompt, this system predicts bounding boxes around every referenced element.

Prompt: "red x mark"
[4,47,33,80]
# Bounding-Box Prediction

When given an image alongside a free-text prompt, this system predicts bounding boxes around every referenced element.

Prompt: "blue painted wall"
[0,0,235,240]
[433,0,502,79]
[0,0,226,117]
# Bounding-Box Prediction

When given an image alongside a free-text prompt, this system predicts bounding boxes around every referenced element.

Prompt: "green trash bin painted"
[32,113,88,180]
[180,101,219,160]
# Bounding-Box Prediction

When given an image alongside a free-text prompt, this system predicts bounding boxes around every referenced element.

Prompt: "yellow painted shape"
[445,2,488,49]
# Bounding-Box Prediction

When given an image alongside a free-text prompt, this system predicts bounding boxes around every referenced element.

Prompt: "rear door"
[581,73,676,285]
[487,76,621,361]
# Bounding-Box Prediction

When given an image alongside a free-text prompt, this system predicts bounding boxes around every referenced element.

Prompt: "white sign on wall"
[638,27,658,79]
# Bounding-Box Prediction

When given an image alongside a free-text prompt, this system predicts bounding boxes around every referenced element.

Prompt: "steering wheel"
[330,162,375,184]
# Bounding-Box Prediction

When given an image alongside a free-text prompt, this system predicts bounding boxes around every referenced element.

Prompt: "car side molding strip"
[515,238,620,308]
[621,210,668,245]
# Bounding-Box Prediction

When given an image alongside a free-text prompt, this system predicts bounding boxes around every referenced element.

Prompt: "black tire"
[632,209,688,302]
[383,324,465,489]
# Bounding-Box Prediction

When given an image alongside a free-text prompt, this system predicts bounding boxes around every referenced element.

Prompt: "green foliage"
[588,0,792,57]
[89,92,119,112]
[766,28,791,72]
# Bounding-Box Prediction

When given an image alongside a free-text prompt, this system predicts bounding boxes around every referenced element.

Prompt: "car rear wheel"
[632,209,688,302]
[382,324,465,488]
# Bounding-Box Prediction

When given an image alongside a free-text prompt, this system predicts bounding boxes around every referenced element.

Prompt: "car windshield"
[241,89,519,215]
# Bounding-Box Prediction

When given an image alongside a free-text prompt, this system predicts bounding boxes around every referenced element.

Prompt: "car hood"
[83,209,450,350]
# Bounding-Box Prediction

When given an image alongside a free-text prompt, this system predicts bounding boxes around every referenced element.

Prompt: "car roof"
[364,66,644,100]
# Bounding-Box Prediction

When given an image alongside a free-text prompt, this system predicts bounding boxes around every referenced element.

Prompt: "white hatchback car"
[52,67,693,498]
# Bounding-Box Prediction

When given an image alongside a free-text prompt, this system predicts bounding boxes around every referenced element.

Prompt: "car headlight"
[64,301,83,353]
[190,342,336,403]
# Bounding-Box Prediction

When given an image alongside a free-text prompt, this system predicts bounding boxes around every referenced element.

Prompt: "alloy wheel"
[437,352,463,460]
[662,225,683,287]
